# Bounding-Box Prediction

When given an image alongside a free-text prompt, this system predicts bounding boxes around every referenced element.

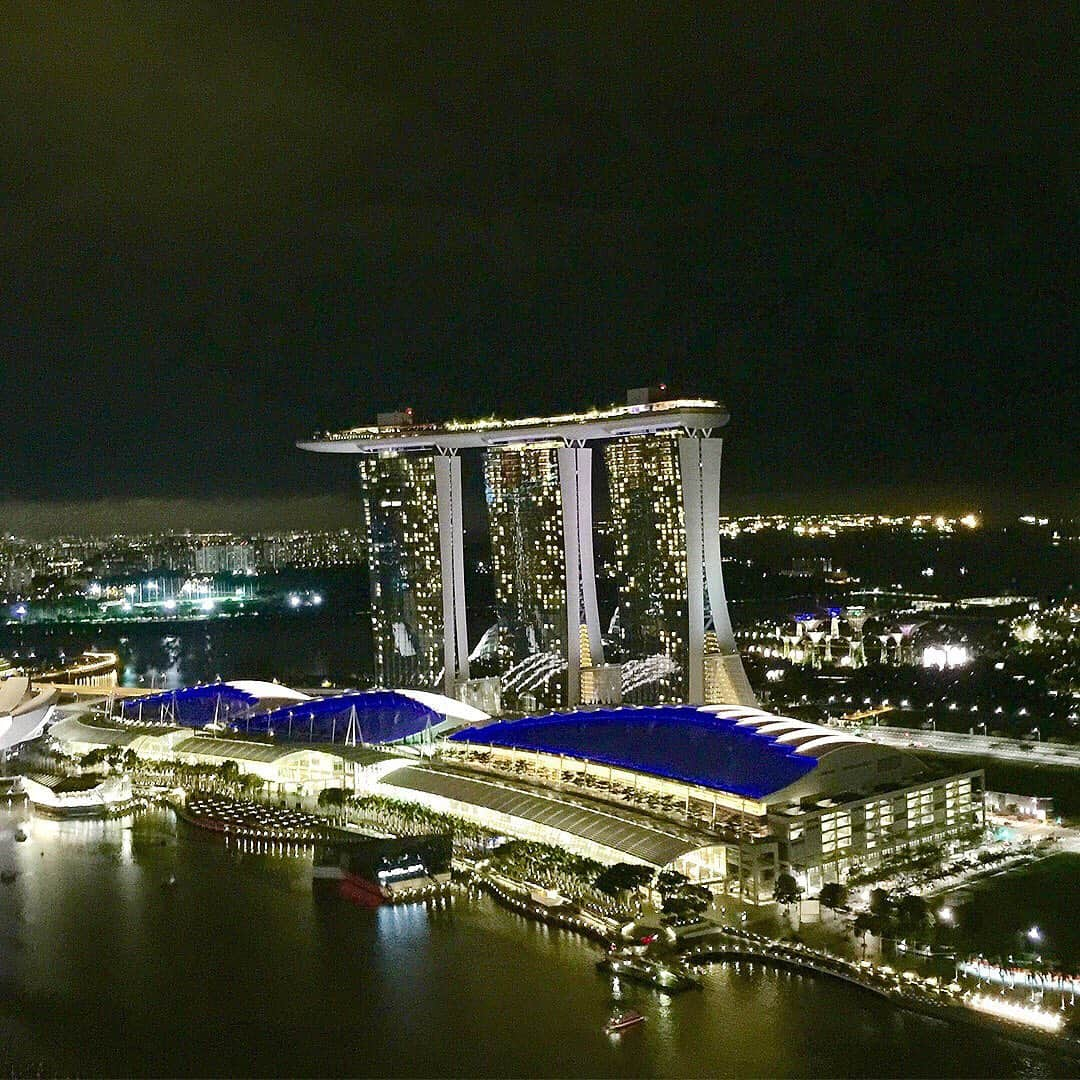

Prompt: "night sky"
[0,5,1075,528]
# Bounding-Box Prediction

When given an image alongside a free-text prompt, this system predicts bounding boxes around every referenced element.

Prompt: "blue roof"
[448,706,819,799]
[120,684,259,726]
[121,686,445,745]
[258,691,441,745]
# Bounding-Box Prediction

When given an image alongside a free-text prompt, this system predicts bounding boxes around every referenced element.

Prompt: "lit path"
[32,683,153,699]
[681,927,901,1001]
[679,926,1080,1052]
[862,726,1080,768]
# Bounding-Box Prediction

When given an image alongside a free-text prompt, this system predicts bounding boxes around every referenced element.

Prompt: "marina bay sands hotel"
[299,389,756,715]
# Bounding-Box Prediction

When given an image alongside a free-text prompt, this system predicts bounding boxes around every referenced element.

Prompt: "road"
[861,725,1080,768]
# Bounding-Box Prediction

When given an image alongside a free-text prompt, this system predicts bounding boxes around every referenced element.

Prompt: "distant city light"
[922,645,970,670]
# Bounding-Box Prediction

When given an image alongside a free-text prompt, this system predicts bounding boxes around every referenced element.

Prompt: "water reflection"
[0,612,373,690]
[0,807,1069,1078]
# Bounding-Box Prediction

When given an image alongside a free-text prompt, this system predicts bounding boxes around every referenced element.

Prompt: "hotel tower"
[299,390,756,712]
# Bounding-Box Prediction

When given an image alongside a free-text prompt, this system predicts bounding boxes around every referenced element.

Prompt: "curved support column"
[434,451,469,695]
[678,435,756,706]
[557,446,604,706]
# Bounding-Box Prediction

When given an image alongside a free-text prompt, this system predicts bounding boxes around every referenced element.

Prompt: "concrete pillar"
[557,445,603,707]
[434,451,469,696]
[678,435,756,706]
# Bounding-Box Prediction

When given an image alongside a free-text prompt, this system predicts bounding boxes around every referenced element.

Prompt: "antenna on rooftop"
[344,705,359,748]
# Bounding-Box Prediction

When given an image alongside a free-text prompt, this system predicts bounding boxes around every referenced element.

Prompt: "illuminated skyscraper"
[357,451,444,689]
[481,443,604,709]
[300,392,753,709]
[605,430,756,707]
[605,434,688,702]
[483,445,567,707]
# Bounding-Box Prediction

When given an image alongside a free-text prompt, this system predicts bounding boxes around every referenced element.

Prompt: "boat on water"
[605,1010,645,1034]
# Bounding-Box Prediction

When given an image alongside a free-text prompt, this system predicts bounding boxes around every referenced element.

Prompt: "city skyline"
[0,8,1075,1077]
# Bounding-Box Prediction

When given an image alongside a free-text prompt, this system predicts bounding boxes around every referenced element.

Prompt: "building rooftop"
[298,398,730,454]
[23,772,103,794]
[379,765,704,866]
[117,684,485,745]
[49,717,146,747]
[449,705,881,800]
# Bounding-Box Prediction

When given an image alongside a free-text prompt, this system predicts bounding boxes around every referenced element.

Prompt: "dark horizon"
[1,6,1075,511]
[0,481,1073,540]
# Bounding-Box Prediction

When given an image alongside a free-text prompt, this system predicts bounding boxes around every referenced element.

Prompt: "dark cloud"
[0,4,1074,518]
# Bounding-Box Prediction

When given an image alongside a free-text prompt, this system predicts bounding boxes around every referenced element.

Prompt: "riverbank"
[3,804,1076,1077]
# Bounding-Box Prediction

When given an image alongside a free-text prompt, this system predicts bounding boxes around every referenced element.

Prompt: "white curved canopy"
[394,688,490,724]
[225,680,311,702]
[794,734,865,755]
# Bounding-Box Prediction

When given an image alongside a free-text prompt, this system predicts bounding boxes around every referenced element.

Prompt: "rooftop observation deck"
[297,398,730,454]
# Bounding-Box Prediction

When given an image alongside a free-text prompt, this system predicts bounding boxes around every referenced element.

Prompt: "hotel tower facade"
[300,391,755,712]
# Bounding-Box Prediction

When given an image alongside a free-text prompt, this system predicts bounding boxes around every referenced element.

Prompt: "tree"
[869,887,894,919]
[317,787,347,809]
[773,872,802,909]
[853,911,879,956]
[656,869,690,897]
[895,894,932,938]
[819,882,848,919]
[662,882,712,922]
[594,863,655,902]
[240,773,264,796]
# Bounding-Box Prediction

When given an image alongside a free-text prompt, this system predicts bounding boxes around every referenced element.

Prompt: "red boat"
[604,1010,646,1034]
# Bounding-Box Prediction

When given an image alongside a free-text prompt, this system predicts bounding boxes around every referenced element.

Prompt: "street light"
[1027,925,1042,944]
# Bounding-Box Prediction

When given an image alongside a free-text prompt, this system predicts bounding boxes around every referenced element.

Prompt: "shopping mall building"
[46,683,983,901]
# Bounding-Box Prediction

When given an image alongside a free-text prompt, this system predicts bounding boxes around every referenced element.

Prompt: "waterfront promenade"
[677,925,1078,1054]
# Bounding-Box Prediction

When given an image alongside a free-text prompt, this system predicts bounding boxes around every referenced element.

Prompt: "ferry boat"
[605,1010,645,1034]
